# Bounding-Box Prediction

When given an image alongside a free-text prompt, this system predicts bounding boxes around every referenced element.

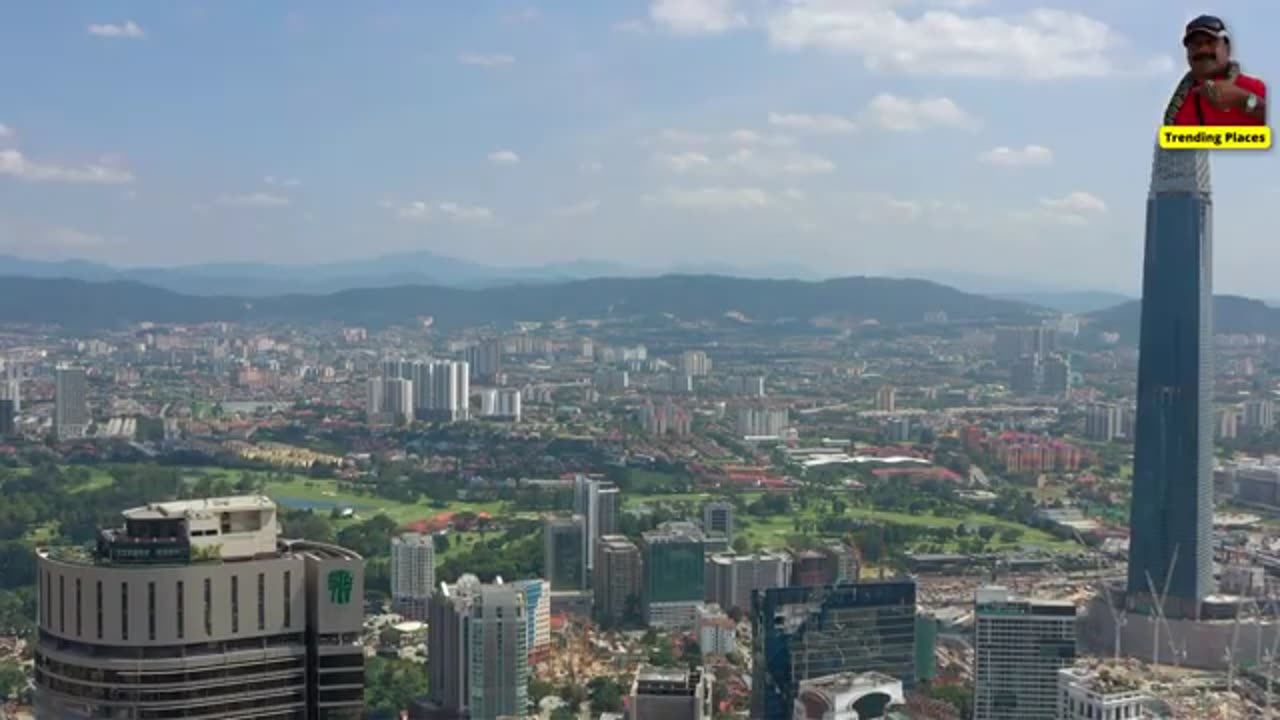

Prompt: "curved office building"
[34,496,365,720]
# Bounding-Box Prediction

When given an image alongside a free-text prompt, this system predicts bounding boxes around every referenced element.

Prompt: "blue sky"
[1,0,1277,294]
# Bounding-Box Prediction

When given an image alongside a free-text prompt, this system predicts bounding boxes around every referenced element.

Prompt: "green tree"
[529,676,556,706]
[924,682,973,719]
[336,514,399,559]
[279,509,335,543]
[0,660,23,700]
[588,676,625,714]
[363,656,428,715]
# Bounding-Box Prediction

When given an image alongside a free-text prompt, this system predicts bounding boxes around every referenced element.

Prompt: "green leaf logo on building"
[327,569,354,605]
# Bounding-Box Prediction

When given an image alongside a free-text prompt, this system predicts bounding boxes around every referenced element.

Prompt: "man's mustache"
[1192,52,1217,62]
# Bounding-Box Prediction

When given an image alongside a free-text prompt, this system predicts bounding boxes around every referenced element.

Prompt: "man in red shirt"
[1170,15,1267,126]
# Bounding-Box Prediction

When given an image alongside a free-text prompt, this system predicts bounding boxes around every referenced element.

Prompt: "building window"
[147,582,156,641]
[120,582,129,641]
[43,571,50,629]
[283,570,291,628]
[204,578,212,636]
[231,575,239,634]
[95,581,102,639]
[58,575,65,633]
[257,573,265,631]
[75,578,82,637]
[176,581,184,639]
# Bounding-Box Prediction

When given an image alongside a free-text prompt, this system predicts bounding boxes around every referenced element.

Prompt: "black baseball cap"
[1183,15,1228,45]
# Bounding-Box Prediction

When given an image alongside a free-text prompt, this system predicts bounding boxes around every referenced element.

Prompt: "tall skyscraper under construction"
[1125,148,1215,619]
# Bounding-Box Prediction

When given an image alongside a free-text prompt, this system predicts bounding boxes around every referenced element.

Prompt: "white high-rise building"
[1,359,20,413]
[479,388,499,416]
[366,377,383,417]
[385,377,414,423]
[367,377,414,423]
[428,576,528,720]
[465,339,502,381]
[679,350,712,377]
[54,365,89,439]
[410,360,434,418]
[496,388,521,421]
[1244,398,1275,431]
[1084,403,1122,442]
[428,360,470,422]
[391,532,435,620]
[736,406,789,437]
[574,476,619,575]
[973,586,1077,720]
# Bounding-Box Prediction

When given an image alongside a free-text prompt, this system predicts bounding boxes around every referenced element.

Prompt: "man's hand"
[1202,78,1253,111]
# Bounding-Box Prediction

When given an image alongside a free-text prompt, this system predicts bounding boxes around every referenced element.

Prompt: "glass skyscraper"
[1125,148,1215,619]
[751,580,917,719]
[544,516,585,591]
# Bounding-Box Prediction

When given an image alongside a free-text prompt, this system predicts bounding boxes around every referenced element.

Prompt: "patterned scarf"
[1162,61,1240,124]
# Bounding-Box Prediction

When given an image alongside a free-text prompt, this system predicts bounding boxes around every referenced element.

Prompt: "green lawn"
[624,492,710,507]
[25,465,513,530]
[736,505,1074,553]
[261,476,507,526]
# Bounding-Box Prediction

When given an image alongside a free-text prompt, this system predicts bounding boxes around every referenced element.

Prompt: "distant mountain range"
[1087,295,1280,340]
[993,291,1134,315]
[0,274,1038,330]
[0,253,828,296]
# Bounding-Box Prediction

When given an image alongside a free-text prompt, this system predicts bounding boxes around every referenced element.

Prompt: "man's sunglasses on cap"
[1183,15,1228,46]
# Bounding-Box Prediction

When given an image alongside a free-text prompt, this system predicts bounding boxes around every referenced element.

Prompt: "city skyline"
[2,1,1278,295]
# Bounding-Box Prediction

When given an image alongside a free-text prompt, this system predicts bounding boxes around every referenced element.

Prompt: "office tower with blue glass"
[1125,147,1215,620]
[751,580,917,719]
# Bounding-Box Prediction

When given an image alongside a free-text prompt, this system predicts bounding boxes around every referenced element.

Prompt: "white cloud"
[766,3,1163,79]
[852,192,924,223]
[487,150,521,165]
[656,148,834,177]
[656,152,714,173]
[1019,191,1107,225]
[1040,192,1106,214]
[263,175,302,187]
[768,112,855,134]
[0,149,135,184]
[978,145,1053,167]
[438,202,496,222]
[725,148,835,176]
[863,94,977,131]
[394,200,496,223]
[88,21,145,38]
[398,201,431,220]
[457,52,515,67]
[644,186,775,211]
[724,129,796,148]
[651,0,747,35]
[579,159,604,173]
[552,200,601,217]
[217,192,290,208]
[654,128,796,148]
[501,7,540,22]
[0,125,12,142]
